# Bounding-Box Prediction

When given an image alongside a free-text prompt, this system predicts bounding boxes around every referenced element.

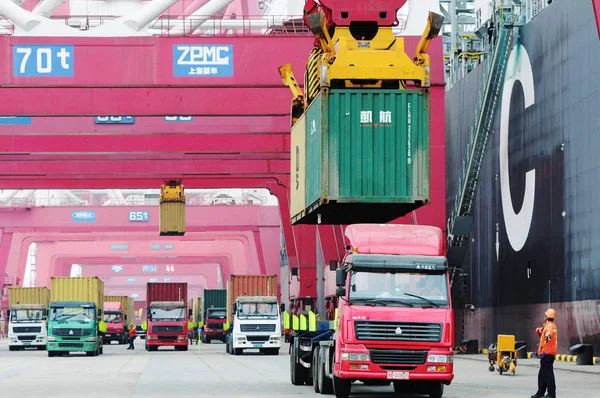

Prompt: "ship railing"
[447,6,518,275]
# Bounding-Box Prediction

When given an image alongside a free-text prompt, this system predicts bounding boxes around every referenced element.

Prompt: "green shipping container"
[292,88,430,225]
[201,289,227,318]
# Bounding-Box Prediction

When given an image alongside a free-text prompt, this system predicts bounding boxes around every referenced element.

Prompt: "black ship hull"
[446,1,600,355]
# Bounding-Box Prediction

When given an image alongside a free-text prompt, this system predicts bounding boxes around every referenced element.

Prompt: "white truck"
[228,295,282,356]
[8,287,50,351]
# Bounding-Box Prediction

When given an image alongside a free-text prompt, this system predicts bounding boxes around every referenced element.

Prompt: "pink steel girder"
[0,205,281,290]
[593,0,600,39]
[0,116,291,135]
[0,36,314,116]
[6,232,270,288]
[30,239,250,288]
[0,134,290,154]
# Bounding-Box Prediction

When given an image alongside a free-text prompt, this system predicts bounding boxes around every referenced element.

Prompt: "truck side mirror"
[188,309,192,317]
[335,287,346,297]
[279,303,285,312]
[42,309,47,317]
[232,303,237,313]
[97,309,102,318]
[336,268,347,287]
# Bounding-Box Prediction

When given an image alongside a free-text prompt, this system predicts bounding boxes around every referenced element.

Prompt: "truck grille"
[152,326,183,333]
[17,335,36,341]
[247,335,270,342]
[369,349,428,365]
[158,335,178,342]
[58,343,84,348]
[240,324,276,333]
[13,326,41,333]
[207,323,224,330]
[355,321,442,342]
[52,328,91,337]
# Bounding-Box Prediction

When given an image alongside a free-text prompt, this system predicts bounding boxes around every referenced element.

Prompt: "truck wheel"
[234,348,242,355]
[181,345,189,351]
[226,341,230,354]
[48,351,55,357]
[312,346,321,393]
[318,348,333,394]
[37,345,46,351]
[9,346,15,352]
[429,382,444,398]
[333,376,351,398]
[290,345,307,385]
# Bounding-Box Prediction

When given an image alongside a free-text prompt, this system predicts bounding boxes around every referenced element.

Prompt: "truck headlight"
[341,353,370,362]
[236,335,246,341]
[427,355,453,363]
[177,335,187,341]
[87,337,96,342]
[47,336,56,342]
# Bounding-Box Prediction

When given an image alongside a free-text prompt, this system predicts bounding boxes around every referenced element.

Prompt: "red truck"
[144,282,188,351]
[289,224,454,397]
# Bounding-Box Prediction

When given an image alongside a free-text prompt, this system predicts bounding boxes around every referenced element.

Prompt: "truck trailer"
[144,282,188,351]
[289,224,454,398]
[7,287,50,351]
[225,275,281,355]
[103,295,135,345]
[47,277,105,357]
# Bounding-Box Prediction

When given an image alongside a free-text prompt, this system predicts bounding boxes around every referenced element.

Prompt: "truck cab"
[145,301,188,351]
[229,296,281,356]
[8,304,48,351]
[202,307,227,343]
[47,301,104,357]
[324,253,454,397]
[103,302,126,345]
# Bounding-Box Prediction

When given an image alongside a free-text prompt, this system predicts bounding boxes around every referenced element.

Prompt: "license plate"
[387,371,409,380]
[23,342,31,346]
[253,344,263,348]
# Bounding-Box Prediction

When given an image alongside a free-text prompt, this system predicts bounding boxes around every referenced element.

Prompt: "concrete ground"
[0,340,599,398]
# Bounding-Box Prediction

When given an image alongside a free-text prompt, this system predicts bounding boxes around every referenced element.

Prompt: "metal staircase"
[447,6,521,284]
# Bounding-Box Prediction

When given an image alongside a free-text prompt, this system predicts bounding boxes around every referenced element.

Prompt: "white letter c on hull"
[500,43,536,252]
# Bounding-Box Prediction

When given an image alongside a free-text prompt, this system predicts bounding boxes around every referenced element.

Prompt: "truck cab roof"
[235,296,278,304]
[10,304,45,310]
[149,301,185,308]
[50,301,96,308]
[345,253,447,273]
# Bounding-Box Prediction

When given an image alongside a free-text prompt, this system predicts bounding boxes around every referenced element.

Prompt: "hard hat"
[544,308,557,319]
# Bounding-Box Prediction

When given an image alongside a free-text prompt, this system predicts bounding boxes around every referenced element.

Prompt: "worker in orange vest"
[531,308,558,398]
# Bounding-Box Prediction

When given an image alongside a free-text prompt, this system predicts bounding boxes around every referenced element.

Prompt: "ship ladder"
[447,7,518,286]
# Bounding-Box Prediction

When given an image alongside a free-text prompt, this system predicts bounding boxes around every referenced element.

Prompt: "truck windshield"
[104,313,123,323]
[49,306,95,323]
[150,307,185,321]
[348,271,449,307]
[207,310,226,320]
[10,309,44,322]
[237,303,278,319]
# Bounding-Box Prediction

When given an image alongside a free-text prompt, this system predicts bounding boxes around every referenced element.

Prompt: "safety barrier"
[282,309,337,333]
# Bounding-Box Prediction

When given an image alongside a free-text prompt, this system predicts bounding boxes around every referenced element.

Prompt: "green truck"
[47,277,106,357]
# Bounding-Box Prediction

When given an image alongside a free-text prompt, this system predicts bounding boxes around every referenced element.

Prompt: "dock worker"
[127,323,137,350]
[531,308,558,398]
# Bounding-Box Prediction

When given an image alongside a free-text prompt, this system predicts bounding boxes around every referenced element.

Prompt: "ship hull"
[446,1,600,354]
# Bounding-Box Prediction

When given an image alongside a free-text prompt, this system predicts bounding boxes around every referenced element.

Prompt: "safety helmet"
[544,308,557,319]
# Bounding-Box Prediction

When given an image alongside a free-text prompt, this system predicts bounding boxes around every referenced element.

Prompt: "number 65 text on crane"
[13,45,74,77]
